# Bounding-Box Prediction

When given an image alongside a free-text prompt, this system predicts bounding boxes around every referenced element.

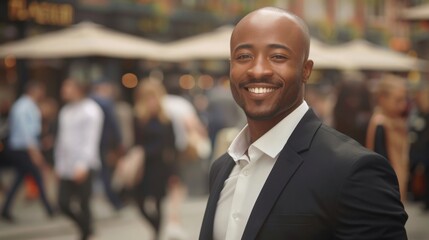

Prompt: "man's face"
[61,80,79,102]
[229,13,313,121]
[381,87,408,117]
[32,86,46,102]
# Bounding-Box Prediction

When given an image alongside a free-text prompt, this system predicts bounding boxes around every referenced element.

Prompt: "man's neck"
[25,93,36,102]
[247,112,289,143]
[69,95,85,103]
[246,101,303,143]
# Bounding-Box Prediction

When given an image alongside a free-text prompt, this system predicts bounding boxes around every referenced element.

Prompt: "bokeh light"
[121,73,138,88]
[179,74,195,90]
[197,74,214,90]
[4,55,16,68]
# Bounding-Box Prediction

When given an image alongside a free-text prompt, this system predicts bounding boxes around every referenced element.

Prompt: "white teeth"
[248,88,275,94]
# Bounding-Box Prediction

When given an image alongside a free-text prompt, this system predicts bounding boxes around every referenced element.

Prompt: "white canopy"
[164,25,348,69]
[164,25,234,61]
[329,39,425,71]
[308,38,352,69]
[1,23,425,71]
[164,25,427,71]
[0,22,165,59]
[401,3,429,20]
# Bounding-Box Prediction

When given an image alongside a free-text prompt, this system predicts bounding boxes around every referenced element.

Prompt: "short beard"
[242,106,280,121]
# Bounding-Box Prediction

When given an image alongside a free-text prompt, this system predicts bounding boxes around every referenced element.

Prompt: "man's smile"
[240,82,282,99]
[246,87,276,94]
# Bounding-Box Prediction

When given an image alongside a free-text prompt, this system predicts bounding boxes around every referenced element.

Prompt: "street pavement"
[0,193,206,240]
[0,192,428,240]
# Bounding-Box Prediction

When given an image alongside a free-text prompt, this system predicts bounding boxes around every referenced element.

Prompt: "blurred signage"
[8,0,74,26]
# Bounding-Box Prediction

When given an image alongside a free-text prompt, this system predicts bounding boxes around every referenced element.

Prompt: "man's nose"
[247,56,274,79]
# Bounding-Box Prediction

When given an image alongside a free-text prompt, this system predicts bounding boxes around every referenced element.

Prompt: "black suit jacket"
[199,109,407,240]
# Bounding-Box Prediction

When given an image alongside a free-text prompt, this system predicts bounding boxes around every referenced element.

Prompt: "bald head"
[231,7,311,61]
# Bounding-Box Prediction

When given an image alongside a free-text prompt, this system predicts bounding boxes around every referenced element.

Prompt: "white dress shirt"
[213,101,309,240]
[55,98,104,179]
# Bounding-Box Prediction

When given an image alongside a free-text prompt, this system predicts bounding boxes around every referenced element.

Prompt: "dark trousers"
[135,193,162,239]
[99,151,122,210]
[1,150,53,216]
[58,173,93,240]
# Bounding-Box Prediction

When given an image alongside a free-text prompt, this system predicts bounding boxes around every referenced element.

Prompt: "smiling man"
[199,7,407,240]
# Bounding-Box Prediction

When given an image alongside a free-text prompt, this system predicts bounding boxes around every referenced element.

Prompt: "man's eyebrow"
[233,43,253,52]
[232,43,294,54]
[268,43,293,54]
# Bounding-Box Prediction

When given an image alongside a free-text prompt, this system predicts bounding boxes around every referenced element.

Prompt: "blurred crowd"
[0,69,428,239]
[0,72,244,240]
[306,71,429,208]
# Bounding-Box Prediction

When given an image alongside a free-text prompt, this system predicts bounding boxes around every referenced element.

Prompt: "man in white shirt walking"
[55,78,103,240]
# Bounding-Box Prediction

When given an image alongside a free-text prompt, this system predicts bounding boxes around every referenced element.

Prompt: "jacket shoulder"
[315,124,380,161]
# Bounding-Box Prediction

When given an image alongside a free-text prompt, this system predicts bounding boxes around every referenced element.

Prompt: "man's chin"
[244,111,276,121]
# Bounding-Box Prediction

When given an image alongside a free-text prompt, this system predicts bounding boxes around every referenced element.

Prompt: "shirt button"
[232,213,240,221]
[243,170,249,176]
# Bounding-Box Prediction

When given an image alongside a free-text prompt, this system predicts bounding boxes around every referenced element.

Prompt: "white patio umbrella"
[401,3,429,20]
[164,25,234,61]
[329,39,426,71]
[309,38,353,69]
[164,25,349,69]
[0,22,165,59]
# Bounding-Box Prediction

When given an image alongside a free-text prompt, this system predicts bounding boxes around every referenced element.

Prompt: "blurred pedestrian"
[163,94,209,161]
[39,97,59,167]
[304,83,335,126]
[22,98,60,202]
[91,81,124,211]
[109,85,136,200]
[0,81,54,222]
[55,78,103,240]
[333,71,372,145]
[133,79,176,240]
[409,83,429,210]
[366,74,409,202]
[0,96,12,193]
[113,85,134,151]
[207,77,246,152]
[163,87,211,198]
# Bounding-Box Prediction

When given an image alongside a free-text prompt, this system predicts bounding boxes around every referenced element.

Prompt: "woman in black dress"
[133,79,176,239]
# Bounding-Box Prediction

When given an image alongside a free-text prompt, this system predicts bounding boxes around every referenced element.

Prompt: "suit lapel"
[241,146,304,239]
[242,109,322,239]
[199,155,235,240]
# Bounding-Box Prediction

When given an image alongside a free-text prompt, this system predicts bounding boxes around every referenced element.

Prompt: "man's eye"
[236,54,253,60]
[271,54,288,60]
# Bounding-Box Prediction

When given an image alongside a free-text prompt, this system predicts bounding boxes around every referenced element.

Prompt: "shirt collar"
[228,101,309,162]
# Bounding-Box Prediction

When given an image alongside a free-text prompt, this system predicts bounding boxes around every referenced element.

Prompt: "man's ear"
[302,60,314,83]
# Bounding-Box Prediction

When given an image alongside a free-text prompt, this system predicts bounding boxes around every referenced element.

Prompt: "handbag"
[112,146,145,191]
